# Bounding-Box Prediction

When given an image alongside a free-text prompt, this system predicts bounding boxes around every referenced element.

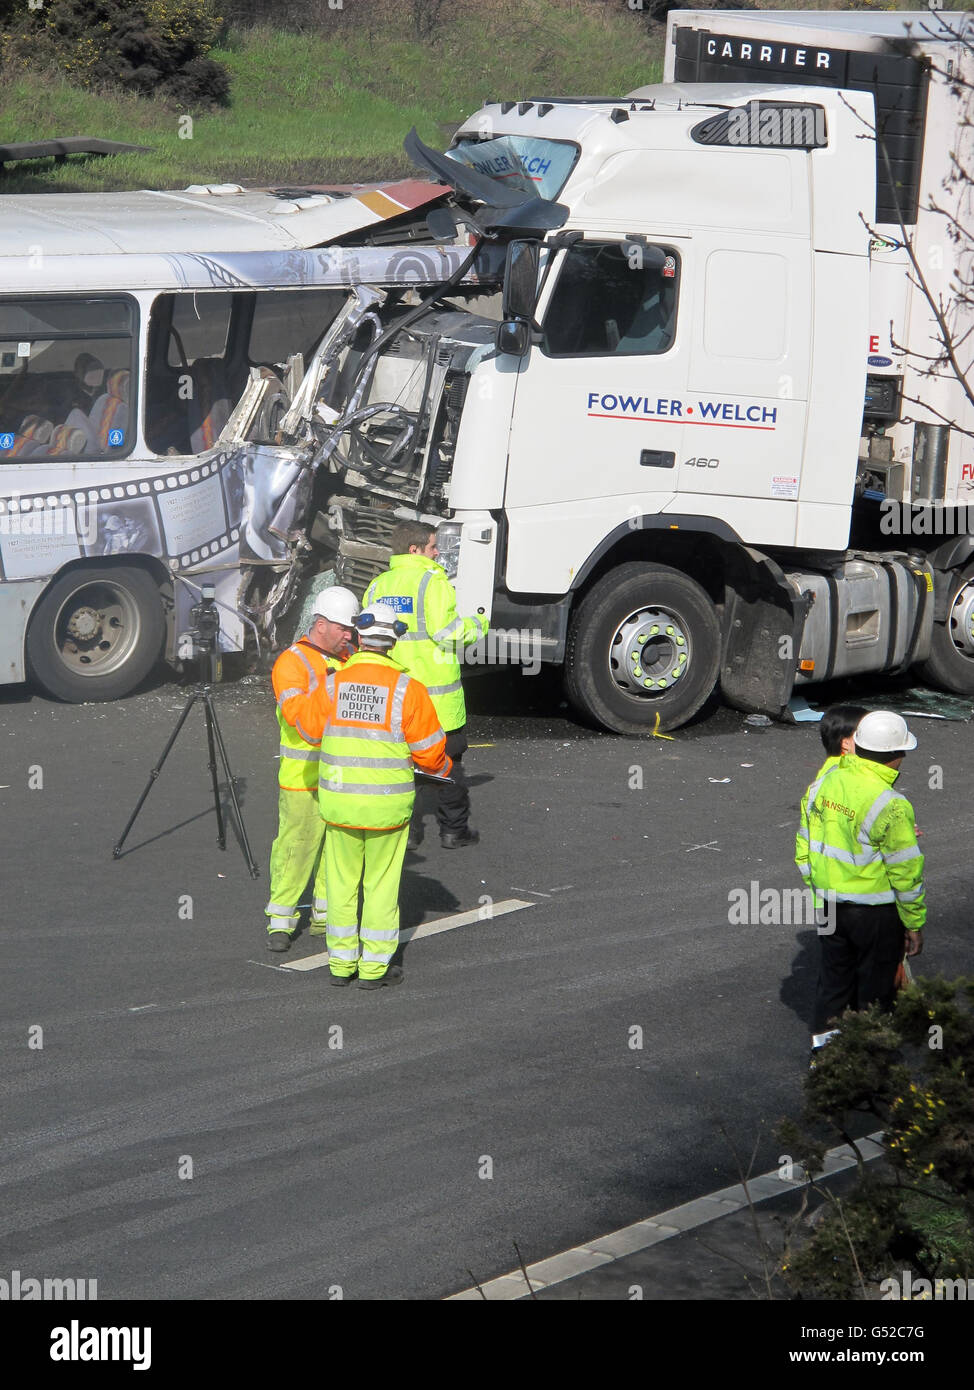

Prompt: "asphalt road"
[1,664,970,1301]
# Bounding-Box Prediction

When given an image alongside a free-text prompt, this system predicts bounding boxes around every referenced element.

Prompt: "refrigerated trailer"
[312,8,974,732]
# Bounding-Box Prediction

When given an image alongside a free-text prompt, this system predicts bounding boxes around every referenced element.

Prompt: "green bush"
[1,0,229,109]
[778,978,974,1298]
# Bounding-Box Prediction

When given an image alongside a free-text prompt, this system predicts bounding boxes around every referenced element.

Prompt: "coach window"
[145,288,346,456]
[0,297,136,462]
[247,288,345,369]
[145,292,245,457]
[542,242,679,357]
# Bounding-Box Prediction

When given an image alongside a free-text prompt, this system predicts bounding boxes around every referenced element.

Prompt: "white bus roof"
[0,244,488,295]
[0,180,446,258]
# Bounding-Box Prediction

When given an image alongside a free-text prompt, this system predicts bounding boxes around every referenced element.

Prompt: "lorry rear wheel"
[26,566,165,703]
[565,562,720,734]
[916,565,974,695]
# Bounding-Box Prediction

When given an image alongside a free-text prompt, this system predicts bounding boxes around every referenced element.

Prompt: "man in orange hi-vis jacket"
[265,586,360,952]
[302,602,451,989]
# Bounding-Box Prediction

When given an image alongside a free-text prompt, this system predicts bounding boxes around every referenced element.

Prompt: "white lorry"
[4,11,972,732]
[312,8,974,732]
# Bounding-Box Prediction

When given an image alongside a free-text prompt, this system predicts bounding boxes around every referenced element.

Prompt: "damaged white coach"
[0,181,500,700]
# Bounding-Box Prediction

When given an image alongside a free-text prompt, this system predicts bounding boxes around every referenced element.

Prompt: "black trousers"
[412,727,470,836]
[813,901,905,1035]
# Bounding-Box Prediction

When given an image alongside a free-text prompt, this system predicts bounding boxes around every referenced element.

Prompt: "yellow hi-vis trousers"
[323,823,409,979]
[265,789,328,936]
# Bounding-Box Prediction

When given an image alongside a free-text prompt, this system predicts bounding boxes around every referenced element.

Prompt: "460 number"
[683,456,720,469]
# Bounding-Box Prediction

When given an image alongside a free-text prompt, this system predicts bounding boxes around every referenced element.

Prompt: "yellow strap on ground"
[651,712,676,740]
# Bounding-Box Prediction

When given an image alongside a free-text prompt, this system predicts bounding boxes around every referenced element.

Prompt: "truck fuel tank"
[788,555,934,683]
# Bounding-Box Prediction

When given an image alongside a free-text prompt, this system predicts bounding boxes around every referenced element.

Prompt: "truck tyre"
[565,562,720,734]
[26,566,166,703]
[916,564,974,695]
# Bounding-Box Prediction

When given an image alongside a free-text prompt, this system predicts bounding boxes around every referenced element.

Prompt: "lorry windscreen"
[446,136,578,200]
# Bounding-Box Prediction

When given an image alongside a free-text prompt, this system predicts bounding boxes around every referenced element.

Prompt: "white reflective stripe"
[281,745,320,760]
[328,946,360,960]
[324,724,400,743]
[415,570,433,638]
[266,901,298,915]
[432,616,464,643]
[808,839,881,867]
[796,826,809,841]
[313,897,328,911]
[277,685,303,706]
[319,779,412,796]
[362,927,398,941]
[833,889,896,904]
[390,672,410,739]
[807,764,841,808]
[408,727,444,753]
[426,680,461,696]
[294,721,319,745]
[290,645,320,693]
[884,845,922,866]
[895,885,924,902]
[395,631,424,642]
[325,753,412,770]
[361,949,394,963]
[797,864,811,879]
[860,788,901,838]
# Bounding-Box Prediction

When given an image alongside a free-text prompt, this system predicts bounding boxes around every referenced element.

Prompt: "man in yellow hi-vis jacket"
[265,586,359,952]
[796,710,925,1053]
[364,520,487,849]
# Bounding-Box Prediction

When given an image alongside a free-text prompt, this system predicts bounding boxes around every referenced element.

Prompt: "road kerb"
[446,1130,886,1300]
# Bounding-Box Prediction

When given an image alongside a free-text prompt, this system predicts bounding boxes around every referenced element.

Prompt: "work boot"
[357,965,404,990]
[407,825,424,851]
[267,931,292,953]
[329,972,355,987]
[440,826,479,849]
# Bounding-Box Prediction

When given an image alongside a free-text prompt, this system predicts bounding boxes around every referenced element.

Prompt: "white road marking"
[278,898,536,972]
[445,1132,886,1300]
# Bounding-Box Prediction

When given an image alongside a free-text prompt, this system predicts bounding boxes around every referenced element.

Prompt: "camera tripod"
[113,650,260,878]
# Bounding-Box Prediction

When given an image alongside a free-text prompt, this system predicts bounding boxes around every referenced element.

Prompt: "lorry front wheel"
[26,566,166,703]
[916,564,974,695]
[565,562,721,734]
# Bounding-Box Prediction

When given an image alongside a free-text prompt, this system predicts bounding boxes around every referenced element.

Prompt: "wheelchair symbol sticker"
[0,433,14,450]
[108,429,125,448]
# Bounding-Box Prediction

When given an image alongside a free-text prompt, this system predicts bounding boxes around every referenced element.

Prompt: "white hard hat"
[854,710,918,753]
[313,586,360,627]
[355,601,406,648]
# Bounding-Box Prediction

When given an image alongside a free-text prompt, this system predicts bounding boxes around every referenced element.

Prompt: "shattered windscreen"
[446,136,578,200]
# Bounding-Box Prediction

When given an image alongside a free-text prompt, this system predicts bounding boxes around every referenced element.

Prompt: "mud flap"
[720,548,809,720]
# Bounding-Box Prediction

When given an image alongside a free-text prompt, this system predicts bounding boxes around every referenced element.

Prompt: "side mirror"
[502,240,540,322]
[496,319,532,358]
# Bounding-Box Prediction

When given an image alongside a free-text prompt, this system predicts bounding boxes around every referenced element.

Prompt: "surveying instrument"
[113,582,260,877]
